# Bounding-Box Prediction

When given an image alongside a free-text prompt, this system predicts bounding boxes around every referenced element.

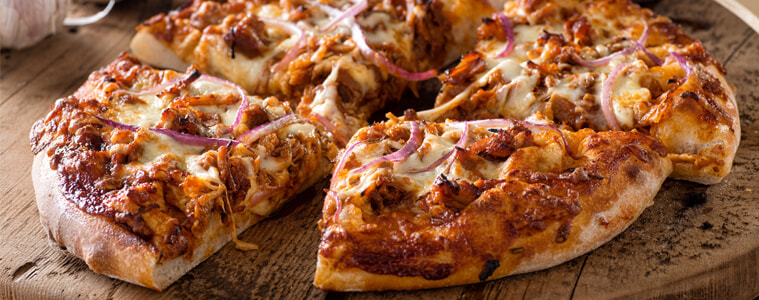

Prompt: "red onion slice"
[92,113,250,151]
[634,24,664,66]
[91,113,139,132]
[327,190,342,224]
[350,121,421,174]
[572,46,635,68]
[330,140,365,190]
[261,18,306,73]
[410,122,469,173]
[669,52,693,78]
[196,75,250,134]
[494,13,515,58]
[633,40,663,66]
[236,113,298,145]
[321,0,368,32]
[350,22,437,81]
[573,24,662,67]
[150,128,242,148]
[327,141,366,224]
[309,113,348,147]
[601,63,630,131]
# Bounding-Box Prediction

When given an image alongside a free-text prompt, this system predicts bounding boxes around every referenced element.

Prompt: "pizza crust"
[32,153,263,291]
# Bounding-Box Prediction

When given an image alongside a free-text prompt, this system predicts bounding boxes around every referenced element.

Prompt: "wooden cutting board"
[1,0,758,299]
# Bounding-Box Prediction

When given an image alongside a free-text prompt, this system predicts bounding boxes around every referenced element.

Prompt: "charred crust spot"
[555,223,571,243]
[624,163,641,181]
[509,247,524,254]
[680,91,698,101]
[478,259,500,281]
[225,27,237,59]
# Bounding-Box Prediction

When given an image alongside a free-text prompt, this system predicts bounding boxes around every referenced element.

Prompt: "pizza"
[313,0,740,292]
[29,0,740,294]
[419,0,740,184]
[129,0,497,138]
[30,54,336,290]
[315,115,671,290]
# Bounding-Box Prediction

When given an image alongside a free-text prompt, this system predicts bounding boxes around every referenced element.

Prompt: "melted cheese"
[138,131,206,164]
[115,94,167,128]
[336,124,509,201]
[357,12,405,46]
[426,9,664,131]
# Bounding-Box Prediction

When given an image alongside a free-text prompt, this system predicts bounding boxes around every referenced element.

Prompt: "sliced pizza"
[130,0,497,139]
[418,0,740,184]
[30,54,337,290]
[315,115,672,291]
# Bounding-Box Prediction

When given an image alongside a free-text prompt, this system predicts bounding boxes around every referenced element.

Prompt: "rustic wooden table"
[1,0,758,299]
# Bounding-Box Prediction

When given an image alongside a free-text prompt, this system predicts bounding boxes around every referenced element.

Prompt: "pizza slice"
[29,54,337,290]
[129,0,497,139]
[418,0,740,184]
[315,115,672,291]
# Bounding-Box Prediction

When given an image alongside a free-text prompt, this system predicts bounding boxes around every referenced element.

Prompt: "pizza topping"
[494,13,515,58]
[331,141,365,190]
[601,63,630,131]
[236,113,298,144]
[352,121,422,174]
[260,18,306,72]
[319,0,368,32]
[349,22,437,81]
[309,113,348,147]
[91,113,139,132]
[669,52,693,78]
[194,75,249,133]
[223,15,268,60]
[635,24,664,66]
[410,122,470,174]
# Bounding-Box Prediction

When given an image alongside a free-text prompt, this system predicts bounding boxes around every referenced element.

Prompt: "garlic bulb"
[0,0,69,50]
[0,0,115,50]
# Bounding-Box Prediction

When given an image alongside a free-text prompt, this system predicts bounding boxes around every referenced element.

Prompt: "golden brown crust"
[33,153,264,290]
[315,120,672,291]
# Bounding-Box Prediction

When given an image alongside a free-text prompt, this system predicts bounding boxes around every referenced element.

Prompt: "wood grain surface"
[1,0,758,299]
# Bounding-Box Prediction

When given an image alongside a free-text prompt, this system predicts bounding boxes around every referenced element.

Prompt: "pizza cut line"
[28,0,740,293]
